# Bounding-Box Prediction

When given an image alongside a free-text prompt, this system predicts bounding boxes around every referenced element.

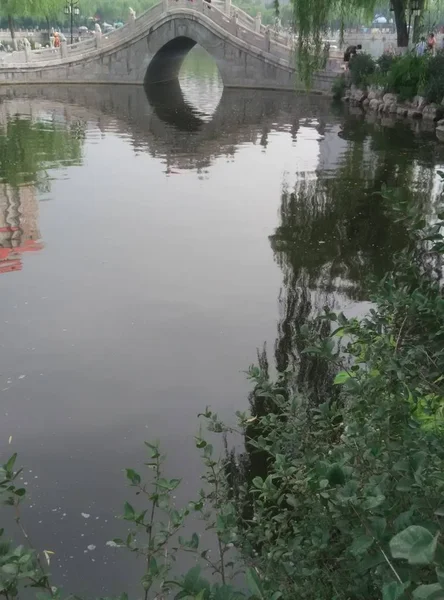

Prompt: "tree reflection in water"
[0,113,85,274]
[227,115,444,514]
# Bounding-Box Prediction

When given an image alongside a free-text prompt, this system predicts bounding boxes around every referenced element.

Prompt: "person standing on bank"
[416,36,427,56]
[428,32,436,55]
[343,44,362,69]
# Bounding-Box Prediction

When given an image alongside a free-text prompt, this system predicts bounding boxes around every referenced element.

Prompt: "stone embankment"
[343,86,444,141]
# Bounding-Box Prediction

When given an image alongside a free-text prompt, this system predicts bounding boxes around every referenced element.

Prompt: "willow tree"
[0,0,64,48]
[290,0,414,81]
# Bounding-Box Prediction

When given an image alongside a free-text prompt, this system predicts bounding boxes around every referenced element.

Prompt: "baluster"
[254,12,261,33]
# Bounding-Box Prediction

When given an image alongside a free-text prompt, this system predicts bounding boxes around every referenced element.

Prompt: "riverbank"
[335,51,444,140]
[342,85,444,140]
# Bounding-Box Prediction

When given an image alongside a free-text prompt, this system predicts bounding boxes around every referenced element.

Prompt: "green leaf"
[252,477,264,489]
[383,581,410,600]
[344,377,361,392]
[286,494,297,508]
[413,583,444,599]
[246,567,264,599]
[203,444,213,458]
[333,371,351,385]
[363,495,385,510]
[390,526,437,564]
[369,517,387,538]
[123,502,135,520]
[157,478,181,490]
[409,532,438,565]
[396,478,414,492]
[125,469,141,485]
[14,488,26,497]
[4,454,17,474]
[2,563,18,574]
[350,535,374,556]
[18,553,31,564]
[149,557,158,576]
[183,565,209,593]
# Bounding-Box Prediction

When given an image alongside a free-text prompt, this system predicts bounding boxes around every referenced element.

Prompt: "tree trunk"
[392,0,409,47]
[412,0,425,45]
[7,15,17,51]
[46,16,50,45]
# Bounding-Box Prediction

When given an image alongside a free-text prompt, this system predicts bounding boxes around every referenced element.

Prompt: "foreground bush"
[339,51,444,104]
[349,52,375,87]
[423,53,444,103]
[386,54,427,101]
[218,191,444,599]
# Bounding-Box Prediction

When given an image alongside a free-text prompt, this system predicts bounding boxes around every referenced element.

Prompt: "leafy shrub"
[376,51,397,74]
[386,54,427,101]
[213,189,444,600]
[349,52,375,87]
[366,52,398,91]
[332,74,347,100]
[423,53,444,103]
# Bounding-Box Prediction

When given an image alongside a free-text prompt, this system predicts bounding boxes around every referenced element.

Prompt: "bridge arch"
[142,16,232,86]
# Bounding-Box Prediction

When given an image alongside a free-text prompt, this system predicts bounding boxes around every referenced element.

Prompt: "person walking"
[428,32,436,55]
[416,36,427,56]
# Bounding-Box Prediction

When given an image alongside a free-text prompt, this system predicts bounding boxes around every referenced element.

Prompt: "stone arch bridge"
[0,0,340,91]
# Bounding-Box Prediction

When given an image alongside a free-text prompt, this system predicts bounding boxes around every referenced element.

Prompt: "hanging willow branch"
[284,0,377,86]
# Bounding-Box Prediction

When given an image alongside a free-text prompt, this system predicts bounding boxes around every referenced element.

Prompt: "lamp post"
[64,0,80,44]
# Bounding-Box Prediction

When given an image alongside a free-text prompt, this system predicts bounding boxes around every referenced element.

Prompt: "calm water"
[1,48,444,595]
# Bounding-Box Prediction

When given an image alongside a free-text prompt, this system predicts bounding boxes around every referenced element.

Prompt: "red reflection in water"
[0,185,43,275]
[0,240,44,274]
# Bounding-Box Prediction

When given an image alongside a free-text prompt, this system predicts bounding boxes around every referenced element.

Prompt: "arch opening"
[144,36,197,85]
[144,42,223,130]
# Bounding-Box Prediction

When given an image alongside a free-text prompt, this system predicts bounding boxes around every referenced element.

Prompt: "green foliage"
[203,184,444,599]
[0,454,54,599]
[338,51,444,101]
[423,52,444,103]
[332,74,347,100]
[377,52,397,75]
[349,52,375,87]
[386,54,427,101]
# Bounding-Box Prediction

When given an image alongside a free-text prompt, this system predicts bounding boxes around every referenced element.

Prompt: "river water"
[0,48,443,596]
